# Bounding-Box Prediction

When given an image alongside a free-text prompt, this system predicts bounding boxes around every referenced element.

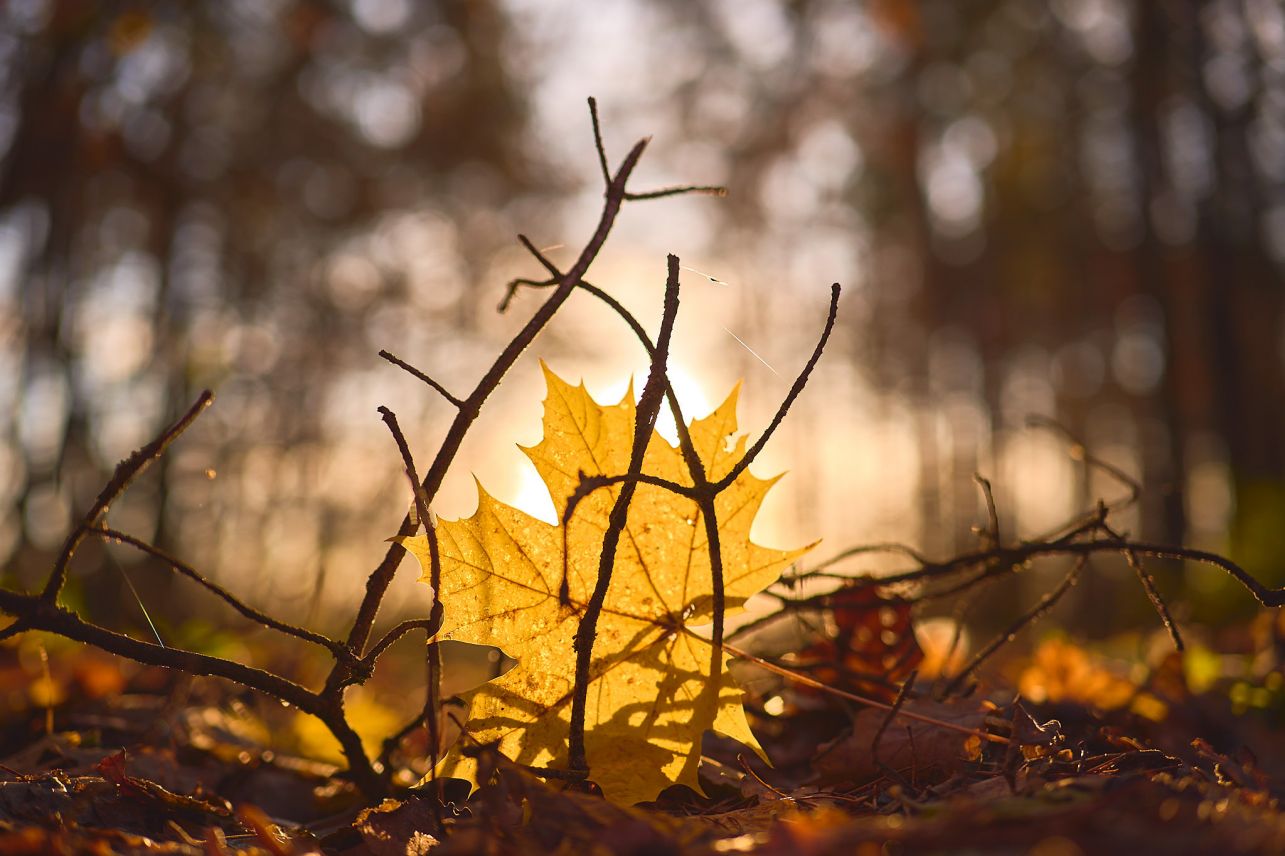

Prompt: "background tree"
[2,0,1281,647]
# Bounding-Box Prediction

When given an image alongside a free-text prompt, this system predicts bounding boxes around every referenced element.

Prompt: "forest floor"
[3,601,1285,856]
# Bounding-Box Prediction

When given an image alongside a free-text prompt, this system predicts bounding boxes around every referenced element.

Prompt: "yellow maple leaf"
[399,363,808,804]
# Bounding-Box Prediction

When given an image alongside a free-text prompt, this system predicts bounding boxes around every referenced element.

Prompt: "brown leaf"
[795,584,924,703]
[810,699,987,786]
[352,798,441,856]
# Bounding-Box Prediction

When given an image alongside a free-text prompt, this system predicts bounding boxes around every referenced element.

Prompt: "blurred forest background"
[2,0,1283,653]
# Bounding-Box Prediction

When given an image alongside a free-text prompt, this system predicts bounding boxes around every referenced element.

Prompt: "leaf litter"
[3,585,1285,853]
[4,369,1285,853]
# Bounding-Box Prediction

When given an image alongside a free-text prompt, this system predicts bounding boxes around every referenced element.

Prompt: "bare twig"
[586,96,725,202]
[336,102,652,679]
[713,284,840,491]
[1028,416,1142,513]
[379,351,464,409]
[362,618,441,666]
[625,184,728,201]
[942,556,1085,696]
[872,670,918,772]
[0,588,341,732]
[975,475,1000,548]
[43,391,214,602]
[505,238,701,461]
[93,526,355,662]
[0,386,390,798]
[1101,519,1183,650]
[376,404,446,808]
[587,96,612,189]
[792,542,929,578]
[567,253,681,774]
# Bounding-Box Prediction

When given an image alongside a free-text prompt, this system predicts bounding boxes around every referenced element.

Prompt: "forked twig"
[567,254,681,774]
[0,99,727,803]
[379,351,464,409]
[43,391,214,602]
[93,525,354,662]
[586,96,727,202]
[6,94,1282,811]
[942,556,1084,696]
[333,99,654,680]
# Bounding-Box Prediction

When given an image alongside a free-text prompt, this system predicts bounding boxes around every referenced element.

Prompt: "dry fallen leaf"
[795,584,924,703]
[810,699,986,786]
[400,364,808,804]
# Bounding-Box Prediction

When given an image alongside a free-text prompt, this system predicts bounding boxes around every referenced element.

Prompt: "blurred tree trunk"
[1192,6,1285,598]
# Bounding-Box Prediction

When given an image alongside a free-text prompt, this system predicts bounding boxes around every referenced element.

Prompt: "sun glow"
[501,361,714,524]
[508,457,557,524]
[654,361,712,444]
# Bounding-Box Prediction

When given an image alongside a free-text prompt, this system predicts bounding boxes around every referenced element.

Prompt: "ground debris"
[1,623,1282,853]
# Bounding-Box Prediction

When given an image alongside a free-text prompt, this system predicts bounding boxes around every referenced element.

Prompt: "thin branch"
[333,107,651,675]
[559,469,696,605]
[43,391,214,601]
[793,542,929,578]
[496,276,546,312]
[93,526,354,663]
[849,534,1285,612]
[1028,416,1141,513]
[587,96,612,189]
[567,253,681,774]
[379,351,464,409]
[557,472,698,604]
[714,284,840,491]
[942,557,1084,696]
[625,184,727,201]
[586,98,727,202]
[1102,519,1183,651]
[362,617,441,665]
[0,588,319,713]
[376,404,446,799]
[871,670,918,771]
[567,472,697,502]
[518,233,563,278]
[508,236,701,464]
[975,474,1000,548]
[719,636,1007,745]
[377,407,433,535]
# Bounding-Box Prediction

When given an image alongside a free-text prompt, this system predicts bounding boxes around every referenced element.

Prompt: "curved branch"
[43,391,214,601]
[362,615,442,666]
[379,351,463,409]
[0,589,320,712]
[559,470,696,605]
[94,526,354,662]
[942,557,1084,696]
[714,284,840,492]
[336,105,651,669]
[507,240,696,452]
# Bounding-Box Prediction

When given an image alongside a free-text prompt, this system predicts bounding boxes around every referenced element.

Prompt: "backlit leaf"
[399,363,808,804]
